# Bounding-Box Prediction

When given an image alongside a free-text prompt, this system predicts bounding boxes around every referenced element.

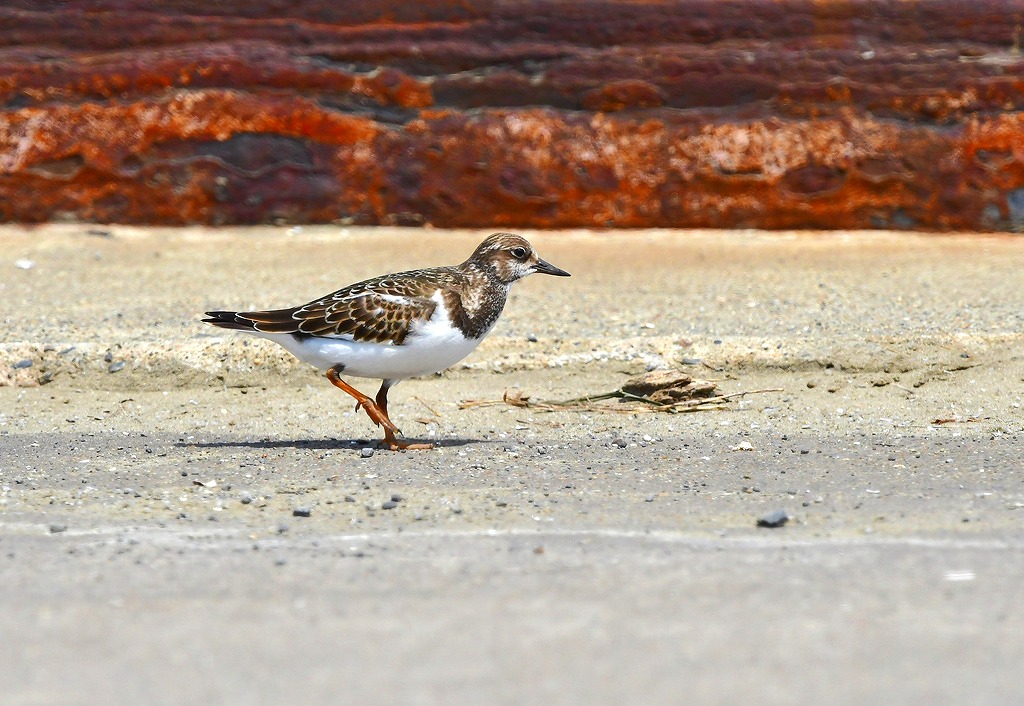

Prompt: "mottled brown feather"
[231,269,458,345]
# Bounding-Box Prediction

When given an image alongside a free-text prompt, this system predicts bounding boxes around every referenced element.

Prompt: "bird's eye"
[511,247,528,259]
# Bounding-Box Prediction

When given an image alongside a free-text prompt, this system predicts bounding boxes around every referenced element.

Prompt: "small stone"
[757,510,790,528]
[344,495,356,503]
[360,447,374,458]
[15,258,35,270]
[390,493,403,502]
[382,500,398,510]
[49,523,68,534]
[293,507,312,517]
[108,361,126,373]
[12,359,32,369]
[495,500,508,507]
[239,492,254,505]
[681,357,702,365]
[526,333,538,342]
[103,351,113,363]
[612,438,627,448]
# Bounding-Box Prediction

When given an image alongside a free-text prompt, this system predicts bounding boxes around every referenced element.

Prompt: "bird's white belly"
[256,306,486,380]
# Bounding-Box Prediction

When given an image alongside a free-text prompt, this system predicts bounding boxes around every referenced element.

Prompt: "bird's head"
[466,233,571,284]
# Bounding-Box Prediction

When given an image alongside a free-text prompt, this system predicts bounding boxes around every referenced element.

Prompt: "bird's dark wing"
[227,268,462,345]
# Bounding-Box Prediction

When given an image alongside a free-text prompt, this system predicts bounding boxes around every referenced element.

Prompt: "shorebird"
[203,233,570,449]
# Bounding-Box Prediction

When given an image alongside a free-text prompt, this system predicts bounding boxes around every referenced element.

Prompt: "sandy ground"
[2,225,1024,705]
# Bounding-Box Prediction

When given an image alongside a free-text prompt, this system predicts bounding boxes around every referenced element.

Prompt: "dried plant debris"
[460,370,780,414]
[619,370,718,403]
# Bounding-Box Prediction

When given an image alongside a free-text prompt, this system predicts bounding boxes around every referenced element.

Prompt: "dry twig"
[458,370,781,414]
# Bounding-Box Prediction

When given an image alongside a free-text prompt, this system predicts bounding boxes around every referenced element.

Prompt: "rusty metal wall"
[2,0,1023,230]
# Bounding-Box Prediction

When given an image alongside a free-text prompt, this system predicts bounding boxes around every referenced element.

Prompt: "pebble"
[526,333,538,342]
[108,361,126,373]
[360,447,374,458]
[381,500,398,510]
[344,495,356,503]
[239,491,254,505]
[681,357,702,365]
[13,359,32,369]
[756,510,790,528]
[644,493,655,503]
[390,493,403,502]
[15,258,35,270]
[612,438,627,448]
[49,523,68,534]
[293,507,312,517]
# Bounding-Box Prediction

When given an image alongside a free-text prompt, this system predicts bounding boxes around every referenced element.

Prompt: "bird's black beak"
[533,258,571,277]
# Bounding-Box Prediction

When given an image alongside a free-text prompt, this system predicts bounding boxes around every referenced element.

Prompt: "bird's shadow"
[178,436,486,451]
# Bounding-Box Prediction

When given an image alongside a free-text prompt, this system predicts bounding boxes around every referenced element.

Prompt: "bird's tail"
[202,310,259,331]
[202,308,303,333]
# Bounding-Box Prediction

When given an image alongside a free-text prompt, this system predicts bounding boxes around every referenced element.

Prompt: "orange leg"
[375,380,391,420]
[325,367,431,450]
[326,367,399,434]
[376,380,432,451]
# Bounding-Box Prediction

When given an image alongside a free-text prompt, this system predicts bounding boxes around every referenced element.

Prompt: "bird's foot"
[353,399,380,426]
[357,400,400,434]
[379,428,433,451]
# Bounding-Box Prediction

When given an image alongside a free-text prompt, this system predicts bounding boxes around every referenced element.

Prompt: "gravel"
[757,510,790,528]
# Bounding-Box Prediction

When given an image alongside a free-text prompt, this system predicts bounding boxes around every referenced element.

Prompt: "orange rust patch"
[1,1,1023,230]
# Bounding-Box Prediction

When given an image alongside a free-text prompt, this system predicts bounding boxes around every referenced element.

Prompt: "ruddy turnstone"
[203,233,570,450]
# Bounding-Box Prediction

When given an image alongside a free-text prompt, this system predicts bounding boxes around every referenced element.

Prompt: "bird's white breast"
[255,291,489,381]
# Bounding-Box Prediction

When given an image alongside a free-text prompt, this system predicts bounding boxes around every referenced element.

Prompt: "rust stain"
[1,1,1024,230]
